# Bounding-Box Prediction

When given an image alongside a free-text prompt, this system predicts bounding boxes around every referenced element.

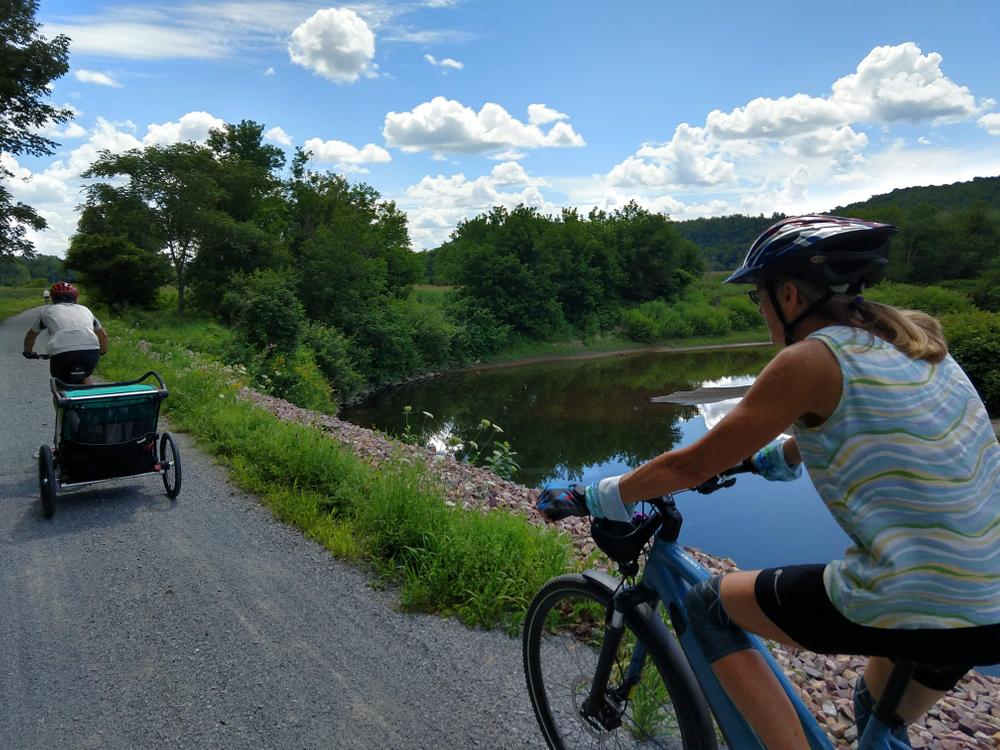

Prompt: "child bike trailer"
[37,371,181,518]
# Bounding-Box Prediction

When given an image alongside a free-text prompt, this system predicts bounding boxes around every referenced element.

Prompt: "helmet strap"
[766,281,833,346]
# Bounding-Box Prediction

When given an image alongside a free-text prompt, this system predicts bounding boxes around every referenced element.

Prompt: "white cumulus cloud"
[830,43,983,124]
[979,113,1000,136]
[782,125,868,162]
[610,124,735,187]
[288,8,376,84]
[302,137,391,172]
[383,96,585,156]
[489,161,532,186]
[527,104,568,125]
[143,111,226,146]
[608,42,989,193]
[73,69,122,88]
[265,126,293,146]
[424,54,463,70]
[706,93,843,140]
[399,163,553,248]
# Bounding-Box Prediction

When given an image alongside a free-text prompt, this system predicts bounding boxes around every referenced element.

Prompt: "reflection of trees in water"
[343,348,774,487]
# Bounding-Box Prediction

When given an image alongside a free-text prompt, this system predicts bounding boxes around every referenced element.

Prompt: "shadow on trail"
[3,478,177,543]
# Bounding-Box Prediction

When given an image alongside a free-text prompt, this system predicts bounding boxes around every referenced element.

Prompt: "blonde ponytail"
[793,280,949,363]
[855,302,948,363]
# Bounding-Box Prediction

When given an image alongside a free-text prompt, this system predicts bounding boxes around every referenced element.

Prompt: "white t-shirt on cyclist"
[30,303,103,356]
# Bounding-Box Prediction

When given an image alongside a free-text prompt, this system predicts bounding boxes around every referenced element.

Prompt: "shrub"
[351,304,422,387]
[942,310,1000,414]
[222,269,304,354]
[621,307,658,342]
[243,346,335,413]
[971,269,1000,312]
[867,282,972,316]
[722,296,761,331]
[64,234,170,309]
[301,323,365,404]
[398,296,457,370]
[446,297,512,362]
[677,302,730,337]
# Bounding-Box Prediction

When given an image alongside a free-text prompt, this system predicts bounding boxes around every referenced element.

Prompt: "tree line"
[671,178,1000,312]
[429,202,705,338]
[63,127,715,408]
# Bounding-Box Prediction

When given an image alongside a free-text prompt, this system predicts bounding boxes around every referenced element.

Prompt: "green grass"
[410,284,455,309]
[0,284,47,320]
[109,307,236,357]
[98,314,572,630]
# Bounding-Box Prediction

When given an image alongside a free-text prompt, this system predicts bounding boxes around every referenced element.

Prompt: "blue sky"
[6,0,1000,255]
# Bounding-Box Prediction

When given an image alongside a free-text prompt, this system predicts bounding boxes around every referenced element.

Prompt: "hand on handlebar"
[693,475,737,494]
[536,485,589,521]
[692,461,755,494]
[22,351,38,359]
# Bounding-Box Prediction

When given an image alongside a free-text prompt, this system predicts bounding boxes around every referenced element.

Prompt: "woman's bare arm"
[617,339,840,504]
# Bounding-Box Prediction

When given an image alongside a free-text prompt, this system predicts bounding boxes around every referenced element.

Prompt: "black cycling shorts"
[754,564,1000,691]
[50,350,100,384]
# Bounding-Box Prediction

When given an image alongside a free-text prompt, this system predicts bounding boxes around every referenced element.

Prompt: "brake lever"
[693,475,737,495]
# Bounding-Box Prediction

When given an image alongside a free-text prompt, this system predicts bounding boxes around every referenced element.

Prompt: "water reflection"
[342,347,854,568]
[344,349,773,487]
[694,376,756,429]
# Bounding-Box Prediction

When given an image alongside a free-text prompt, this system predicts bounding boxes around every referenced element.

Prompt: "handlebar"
[689,462,755,495]
[593,465,754,566]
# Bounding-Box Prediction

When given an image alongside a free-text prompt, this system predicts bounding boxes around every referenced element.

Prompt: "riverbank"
[245,387,1000,749]
[468,327,772,369]
[462,339,774,372]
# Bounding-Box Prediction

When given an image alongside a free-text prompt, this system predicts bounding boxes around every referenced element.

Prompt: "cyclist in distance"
[23,282,108,385]
[538,215,1000,749]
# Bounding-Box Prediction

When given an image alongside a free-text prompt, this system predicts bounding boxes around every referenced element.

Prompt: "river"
[342,346,853,570]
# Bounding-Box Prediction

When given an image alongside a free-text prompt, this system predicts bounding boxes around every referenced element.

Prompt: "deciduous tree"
[0,0,72,256]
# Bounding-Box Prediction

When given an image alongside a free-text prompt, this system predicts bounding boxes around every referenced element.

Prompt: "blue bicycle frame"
[622,521,902,749]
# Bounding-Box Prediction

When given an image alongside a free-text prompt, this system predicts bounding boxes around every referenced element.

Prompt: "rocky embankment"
[240,388,1000,750]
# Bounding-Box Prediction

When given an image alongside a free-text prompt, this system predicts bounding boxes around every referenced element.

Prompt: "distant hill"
[674,214,782,272]
[677,175,1000,270]
[832,175,1000,214]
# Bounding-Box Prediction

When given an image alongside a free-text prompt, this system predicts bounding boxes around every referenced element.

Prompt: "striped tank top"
[794,325,1000,629]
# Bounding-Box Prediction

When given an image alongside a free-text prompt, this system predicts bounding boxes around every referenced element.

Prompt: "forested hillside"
[674,175,1000,272]
[673,214,782,272]
[833,175,1000,214]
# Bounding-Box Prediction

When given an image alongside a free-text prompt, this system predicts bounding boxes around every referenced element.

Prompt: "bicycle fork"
[580,583,660,731]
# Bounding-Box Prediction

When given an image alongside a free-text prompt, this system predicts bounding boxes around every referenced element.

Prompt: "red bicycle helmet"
[50,281,79,303]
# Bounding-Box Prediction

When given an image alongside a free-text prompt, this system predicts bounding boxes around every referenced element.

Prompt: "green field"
[0,285,46,320]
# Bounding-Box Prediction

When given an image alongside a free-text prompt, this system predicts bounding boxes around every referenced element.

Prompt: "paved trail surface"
[1,308,544,749]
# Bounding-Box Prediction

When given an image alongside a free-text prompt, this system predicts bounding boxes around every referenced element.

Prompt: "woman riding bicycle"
[23,282,108,385]
[539,216,1000,749]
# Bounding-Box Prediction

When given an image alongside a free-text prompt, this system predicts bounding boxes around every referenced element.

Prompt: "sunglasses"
[748,288,763,305]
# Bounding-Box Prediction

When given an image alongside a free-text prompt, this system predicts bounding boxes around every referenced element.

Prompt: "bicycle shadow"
[2,470,178,544]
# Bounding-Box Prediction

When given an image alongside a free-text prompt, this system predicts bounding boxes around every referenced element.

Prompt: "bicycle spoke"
[528,584,688,749]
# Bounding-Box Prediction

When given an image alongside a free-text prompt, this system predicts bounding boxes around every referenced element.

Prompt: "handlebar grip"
[722,460,757,477]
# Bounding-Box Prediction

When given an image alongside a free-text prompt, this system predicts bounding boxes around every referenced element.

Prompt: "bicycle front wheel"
[523,574,716,750]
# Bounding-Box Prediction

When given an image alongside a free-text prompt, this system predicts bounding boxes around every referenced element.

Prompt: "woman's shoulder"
[807,324,870,346]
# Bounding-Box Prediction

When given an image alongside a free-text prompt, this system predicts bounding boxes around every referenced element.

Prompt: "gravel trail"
[0,308,544,750]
